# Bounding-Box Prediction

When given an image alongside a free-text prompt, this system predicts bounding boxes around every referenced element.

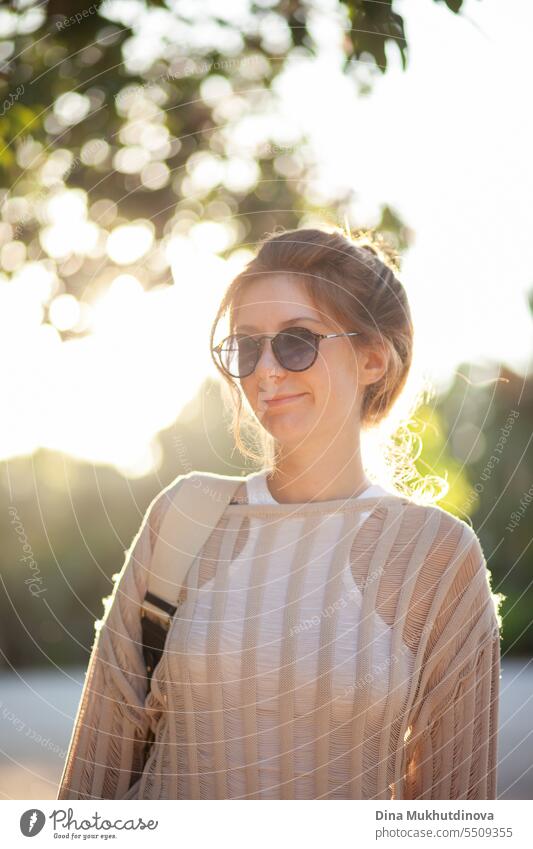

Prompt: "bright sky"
[1,0,531,475]
[277,0,533,389]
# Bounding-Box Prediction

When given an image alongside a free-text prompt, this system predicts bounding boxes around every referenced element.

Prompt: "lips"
[263,392,307,407]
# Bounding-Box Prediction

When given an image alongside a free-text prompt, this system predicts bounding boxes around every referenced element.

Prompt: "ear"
[359,341,389,389]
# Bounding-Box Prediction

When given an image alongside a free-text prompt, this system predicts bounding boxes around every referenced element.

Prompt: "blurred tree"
[434,331,533,657]
[0,0,468,332]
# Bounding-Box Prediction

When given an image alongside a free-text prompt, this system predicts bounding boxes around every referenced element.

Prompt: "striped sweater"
[57,472,502,800]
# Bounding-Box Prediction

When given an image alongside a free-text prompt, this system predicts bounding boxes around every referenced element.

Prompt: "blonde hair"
[210,226,447,504]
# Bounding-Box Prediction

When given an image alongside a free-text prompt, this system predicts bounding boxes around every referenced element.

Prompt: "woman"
[57,227,502,800]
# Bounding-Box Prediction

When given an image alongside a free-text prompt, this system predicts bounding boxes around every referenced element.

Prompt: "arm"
[402,529,504,800]
[57,487,172,800]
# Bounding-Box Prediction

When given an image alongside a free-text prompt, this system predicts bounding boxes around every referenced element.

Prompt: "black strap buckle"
[141,612,169,681]
[140,591,178,766]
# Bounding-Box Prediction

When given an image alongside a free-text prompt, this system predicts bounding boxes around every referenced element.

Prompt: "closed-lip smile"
[264,392,307,406]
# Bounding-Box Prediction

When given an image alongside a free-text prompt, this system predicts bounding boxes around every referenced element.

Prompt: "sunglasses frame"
[212,325,361,379]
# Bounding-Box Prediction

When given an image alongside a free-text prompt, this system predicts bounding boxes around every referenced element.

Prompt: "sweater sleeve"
[401,527,503,800]
[56,487,172,800]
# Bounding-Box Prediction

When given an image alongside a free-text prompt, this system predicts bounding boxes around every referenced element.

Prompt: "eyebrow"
[234,316,325,332]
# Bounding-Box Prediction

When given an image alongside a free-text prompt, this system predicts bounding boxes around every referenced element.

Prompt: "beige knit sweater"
[57,473,502,800]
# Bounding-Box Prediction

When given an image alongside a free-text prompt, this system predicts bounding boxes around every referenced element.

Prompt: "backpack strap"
[141,471,243,683]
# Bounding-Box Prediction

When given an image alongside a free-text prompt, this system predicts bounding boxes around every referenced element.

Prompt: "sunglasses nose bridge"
[253,333,284,375]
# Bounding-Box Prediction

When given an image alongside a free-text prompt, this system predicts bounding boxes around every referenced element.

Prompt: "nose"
[254,336,285,380]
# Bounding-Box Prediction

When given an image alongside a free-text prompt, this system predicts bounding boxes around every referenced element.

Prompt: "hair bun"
[348,228,401,273]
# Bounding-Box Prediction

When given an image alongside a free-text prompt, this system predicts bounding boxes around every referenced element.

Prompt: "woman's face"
[232,275,384,451]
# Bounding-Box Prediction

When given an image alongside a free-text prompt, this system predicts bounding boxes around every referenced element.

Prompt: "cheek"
[314,352,360,411]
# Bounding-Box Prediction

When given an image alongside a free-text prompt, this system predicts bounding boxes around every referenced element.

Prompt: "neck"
[266,443,371,505]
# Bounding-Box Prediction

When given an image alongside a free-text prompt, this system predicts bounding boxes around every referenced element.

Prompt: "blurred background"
[0,0,531,800]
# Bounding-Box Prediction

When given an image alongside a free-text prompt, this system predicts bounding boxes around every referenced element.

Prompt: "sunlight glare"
[49,293,81,332]
[106,221,154,264]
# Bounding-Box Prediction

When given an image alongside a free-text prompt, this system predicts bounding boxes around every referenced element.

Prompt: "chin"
[261,414,314,445]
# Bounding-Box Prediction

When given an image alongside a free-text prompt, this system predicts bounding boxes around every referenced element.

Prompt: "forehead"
[231,274,322,328]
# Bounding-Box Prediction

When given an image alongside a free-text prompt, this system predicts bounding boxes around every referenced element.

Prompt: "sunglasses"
[212,325,361,379]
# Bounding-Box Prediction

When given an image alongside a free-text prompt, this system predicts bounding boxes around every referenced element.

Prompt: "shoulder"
[399,499,502,630]
[142,472,190,550]
[395,497,491,591]
[389,501,503,660]
[396,496,482,552]
[145,471,246,545]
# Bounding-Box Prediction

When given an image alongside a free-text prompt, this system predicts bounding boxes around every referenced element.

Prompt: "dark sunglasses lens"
[219,335,258,377]
[273,327,317,371]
